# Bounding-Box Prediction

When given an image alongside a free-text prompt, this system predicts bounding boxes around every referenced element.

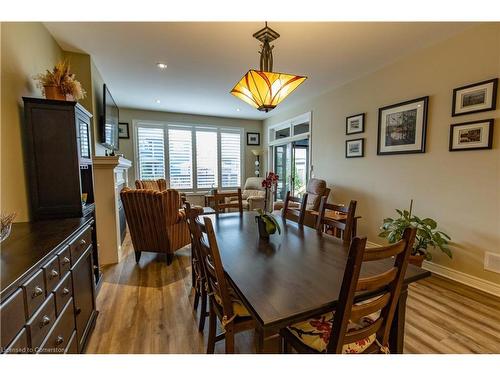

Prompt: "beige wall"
[1,23,63,222]
[263,23,500,284]
[117,108,263,188]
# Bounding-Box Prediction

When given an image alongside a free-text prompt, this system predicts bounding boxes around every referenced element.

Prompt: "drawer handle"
[32,286,44,298]
[62,287,70,295]
[62,256,70,265]
[40,315,51,328]
[79,239,87,247]
[50,269,59,279]
[55,336,64,345]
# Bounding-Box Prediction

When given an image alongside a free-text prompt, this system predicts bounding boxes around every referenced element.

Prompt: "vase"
[255,216,270,240]
[44,85,66,100]
[409,254,425,267]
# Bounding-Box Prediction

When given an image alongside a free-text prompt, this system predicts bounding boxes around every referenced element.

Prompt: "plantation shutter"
[137,126,165,180]
[196,130,218,189]
[168,128,193,189]
[220,131,241,188]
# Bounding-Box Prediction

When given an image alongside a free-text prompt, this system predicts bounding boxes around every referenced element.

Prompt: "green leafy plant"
[256,208,281,235]
[379,200,451,261]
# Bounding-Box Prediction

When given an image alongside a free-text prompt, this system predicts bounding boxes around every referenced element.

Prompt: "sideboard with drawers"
[0,217,98,354]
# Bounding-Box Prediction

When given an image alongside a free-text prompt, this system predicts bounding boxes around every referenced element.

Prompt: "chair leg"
[134,251,141,263]
[193,288,200,310]
[166,253,173,265]
[207,301,216,354]
[225,324,235,354]
[198,288,207,332]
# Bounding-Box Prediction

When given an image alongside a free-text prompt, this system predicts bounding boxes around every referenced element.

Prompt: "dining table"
[204,211,430,354]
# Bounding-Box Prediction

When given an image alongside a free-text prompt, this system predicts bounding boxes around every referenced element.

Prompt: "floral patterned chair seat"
[214,287,251,318]
[287,309,380,353]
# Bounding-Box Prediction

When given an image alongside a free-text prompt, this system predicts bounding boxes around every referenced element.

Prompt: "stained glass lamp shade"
[231,70,307,112]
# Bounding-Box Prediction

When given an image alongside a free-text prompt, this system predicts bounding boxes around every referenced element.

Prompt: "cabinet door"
[71,246,96,352]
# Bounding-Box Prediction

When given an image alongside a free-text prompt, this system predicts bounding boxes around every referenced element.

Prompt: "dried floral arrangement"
[34,60,86,100]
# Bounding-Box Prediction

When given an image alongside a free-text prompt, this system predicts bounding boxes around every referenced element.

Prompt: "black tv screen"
[101,84,119,150]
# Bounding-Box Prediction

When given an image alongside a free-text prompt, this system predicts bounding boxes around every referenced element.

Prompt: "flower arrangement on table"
[255,172,281,239]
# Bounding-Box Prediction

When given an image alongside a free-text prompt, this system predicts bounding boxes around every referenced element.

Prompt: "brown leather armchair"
[120,187,191,265]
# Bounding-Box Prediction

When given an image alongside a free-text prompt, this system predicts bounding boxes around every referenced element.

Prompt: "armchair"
[120,187,191,265]
[225,177,266,211]
[274,178,331,227]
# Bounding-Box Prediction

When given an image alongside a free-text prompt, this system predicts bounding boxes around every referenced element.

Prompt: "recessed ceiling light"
[155,99,161,104]
[236,108,241,112]
[156,62,167,69]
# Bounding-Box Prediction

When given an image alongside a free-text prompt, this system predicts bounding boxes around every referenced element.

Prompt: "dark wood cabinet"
[71,246,96,352]
[23,97,101,287]
[23,98,95,220]
[0,218,98,354]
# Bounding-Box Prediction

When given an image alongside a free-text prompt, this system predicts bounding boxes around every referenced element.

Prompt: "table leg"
[255,325,265,353]
[389,284,408,354]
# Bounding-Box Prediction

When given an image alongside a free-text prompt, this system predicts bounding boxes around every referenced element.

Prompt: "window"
[137,127,165,180]
[168,128,193,189]
[221,132,241,188]
[135,123,243,191]
[196,130,218,189]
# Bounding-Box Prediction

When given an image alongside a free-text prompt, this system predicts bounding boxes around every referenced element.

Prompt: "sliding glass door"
[269,112,312,202]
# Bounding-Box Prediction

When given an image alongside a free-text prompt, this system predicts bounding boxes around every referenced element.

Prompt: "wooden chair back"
[326,227,416,353]
[282,191,308,225]
[214,189,243,214]
[316,197,357,242]
[184,202,205,287]
[193,216,235,318]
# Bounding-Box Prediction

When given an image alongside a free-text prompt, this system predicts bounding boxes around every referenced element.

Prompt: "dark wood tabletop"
[204,211,430,352]
[1,216,93,301]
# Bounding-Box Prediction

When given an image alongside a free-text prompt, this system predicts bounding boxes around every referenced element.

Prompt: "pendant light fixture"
[231,22,307,112]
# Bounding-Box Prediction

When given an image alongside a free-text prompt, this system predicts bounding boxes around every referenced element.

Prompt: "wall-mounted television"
[101,84,119,151]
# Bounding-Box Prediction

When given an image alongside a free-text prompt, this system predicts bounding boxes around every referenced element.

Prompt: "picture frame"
[346,113,365,135]
[449,119,494,152]
[377,96,428,155]
[452,78,498,116]
[118,122,130,139]
[246,132,260,146]
[345,138,364,158]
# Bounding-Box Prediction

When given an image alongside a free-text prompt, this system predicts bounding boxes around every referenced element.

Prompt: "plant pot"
[255,216,270,240]
[44,85,66,100]
[409,254,425,267]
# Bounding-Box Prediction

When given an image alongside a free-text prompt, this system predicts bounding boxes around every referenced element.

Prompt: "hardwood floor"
[85,234,500,354]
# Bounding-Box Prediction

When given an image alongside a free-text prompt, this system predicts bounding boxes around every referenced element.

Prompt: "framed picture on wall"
[452,78,498,116]
[118,122,130,139]
[346,113,365,135]
[449,119,494,151]
[346,138,364,158]
[377,96,428,155]
[247,132,260,146]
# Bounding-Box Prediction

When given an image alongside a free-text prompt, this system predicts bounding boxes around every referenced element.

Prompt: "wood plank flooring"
[85,234,500,354]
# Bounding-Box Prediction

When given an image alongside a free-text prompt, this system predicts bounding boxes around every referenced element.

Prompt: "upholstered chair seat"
[286,309,380,353]
[214,287,251,318]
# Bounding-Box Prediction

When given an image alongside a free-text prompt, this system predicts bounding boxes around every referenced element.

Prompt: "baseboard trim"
[422,261,500,298]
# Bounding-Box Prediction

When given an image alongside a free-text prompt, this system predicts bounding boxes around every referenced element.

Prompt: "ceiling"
[44,22,475,120]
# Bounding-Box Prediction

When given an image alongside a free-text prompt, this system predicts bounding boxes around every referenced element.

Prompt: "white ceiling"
[44,22,474,120]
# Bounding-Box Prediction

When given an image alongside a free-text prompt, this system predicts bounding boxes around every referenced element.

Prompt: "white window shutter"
[137,127,165,180]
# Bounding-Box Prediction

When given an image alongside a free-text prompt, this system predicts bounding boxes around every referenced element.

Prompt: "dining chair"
[195,216,255,353]
[282,191,309,225]
[280,227,416,354]
[316,196,357,242]
[214,189,243,214]
[184,201,208,332]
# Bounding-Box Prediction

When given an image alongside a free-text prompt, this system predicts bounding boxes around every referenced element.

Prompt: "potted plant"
[379,200,452,267]
[34,60,86,101]
[255,172,281,239]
